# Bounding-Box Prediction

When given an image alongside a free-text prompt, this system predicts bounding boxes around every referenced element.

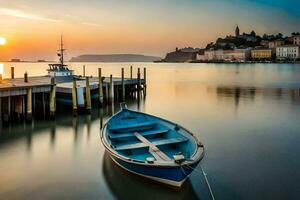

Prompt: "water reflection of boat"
[102,152,199,200]
[101,104,204,188]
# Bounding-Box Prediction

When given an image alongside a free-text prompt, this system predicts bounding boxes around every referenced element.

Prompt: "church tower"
[235,25,240,37]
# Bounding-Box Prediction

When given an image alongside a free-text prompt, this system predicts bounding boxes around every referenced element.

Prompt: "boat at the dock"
[101,104,204,188]
[47,36,74,78]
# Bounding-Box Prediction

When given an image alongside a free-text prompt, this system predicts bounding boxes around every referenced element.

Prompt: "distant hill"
[70,54,161,62]
[162,50,197,62]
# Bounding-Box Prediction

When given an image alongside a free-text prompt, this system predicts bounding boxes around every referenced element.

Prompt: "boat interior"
[106,109,197,163]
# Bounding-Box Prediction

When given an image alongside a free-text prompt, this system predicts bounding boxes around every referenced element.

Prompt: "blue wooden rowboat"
[101,104,205,188]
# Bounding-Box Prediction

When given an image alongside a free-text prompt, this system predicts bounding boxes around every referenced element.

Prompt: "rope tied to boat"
[182,164,216,200]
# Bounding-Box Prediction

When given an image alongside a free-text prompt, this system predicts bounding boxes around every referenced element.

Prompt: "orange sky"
[0,0,299,61]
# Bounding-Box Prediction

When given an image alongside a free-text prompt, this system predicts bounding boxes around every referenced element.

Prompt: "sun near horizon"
[0,37,6,46]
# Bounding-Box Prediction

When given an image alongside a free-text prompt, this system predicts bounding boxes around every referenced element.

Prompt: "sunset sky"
[0,0,300,61]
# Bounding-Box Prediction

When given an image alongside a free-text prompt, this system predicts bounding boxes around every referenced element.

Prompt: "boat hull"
[110,154,200,188]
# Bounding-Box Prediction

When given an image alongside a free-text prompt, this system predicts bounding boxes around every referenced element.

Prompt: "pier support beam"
[24,72,28,83]
[11,67,14,79]
[130,66,133,80]
[50,78,56,119]
[26,88,32,121]
[109,75,114,104]
[72,79,78,116]
[121,68,125,101]
[83,65,86,77]
[85,77,92,113]
[98,68,104,105]
[137,68,141,98]
[143,67,147,95]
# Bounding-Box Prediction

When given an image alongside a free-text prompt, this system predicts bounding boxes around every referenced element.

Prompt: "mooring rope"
[182,164,216,200]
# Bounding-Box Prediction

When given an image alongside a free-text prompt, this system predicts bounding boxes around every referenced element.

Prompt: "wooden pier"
[0,67,146,124]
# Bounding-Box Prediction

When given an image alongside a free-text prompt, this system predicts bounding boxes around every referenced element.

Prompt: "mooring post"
[50,77,56,119]
[72,79,78,116]
[98,68,104,105]
[24,72,28,83]
[130,66,133,80]
[11,67,14,79]
[143,67,147,95]
[137,68,141,97]
[85,77,92,113]
[121,68,125,101]
[83,65,86,77]
[26,88,32,121]
[109,75,114,104]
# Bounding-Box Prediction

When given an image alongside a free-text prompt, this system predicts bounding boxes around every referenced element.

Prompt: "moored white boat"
[101,104,205,188]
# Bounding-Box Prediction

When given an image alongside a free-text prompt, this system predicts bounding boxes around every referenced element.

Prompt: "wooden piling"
[0,74,2,83]
[85,77,92,113]
[50,78,56,119]
[143,67,147,94]
[24,72,28,82]
[11,67,14,79]
[26,88,32,121]
[98,68,104,105]
[72,79,78,116]
[137,68,141,97]
[109,75,114,104]
[121,68,125,101]
[130,66,133,80]
[83,65,86,77]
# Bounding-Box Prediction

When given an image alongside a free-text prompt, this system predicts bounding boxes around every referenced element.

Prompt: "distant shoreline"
[157,60,300,64]
[2,60,300,64]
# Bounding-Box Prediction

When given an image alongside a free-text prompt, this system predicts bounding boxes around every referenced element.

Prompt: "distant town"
[161,26,300,63]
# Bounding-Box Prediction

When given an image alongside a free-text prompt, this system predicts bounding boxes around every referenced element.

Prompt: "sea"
[0,62,300,200]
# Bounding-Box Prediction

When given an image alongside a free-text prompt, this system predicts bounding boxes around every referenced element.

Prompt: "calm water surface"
[1,63,300,200]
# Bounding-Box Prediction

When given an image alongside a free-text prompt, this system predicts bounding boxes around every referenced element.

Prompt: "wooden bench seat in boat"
[134,132,172,161]
[109,129,170,140]
[114,136,188,151]
[109,122,157,133]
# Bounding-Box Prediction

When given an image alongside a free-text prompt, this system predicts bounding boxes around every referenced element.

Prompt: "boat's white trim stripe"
[111,156,187,187]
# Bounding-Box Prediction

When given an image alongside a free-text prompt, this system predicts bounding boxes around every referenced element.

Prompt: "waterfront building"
[251,49,273,60]
[292,34,300,45]
[198,49,251,61]
[268,39,285,49]
[276,45,300,60]
[196,52,206,61]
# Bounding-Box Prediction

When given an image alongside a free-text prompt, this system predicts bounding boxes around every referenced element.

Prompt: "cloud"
[81,22,103,28]
[63,14,103,28]
[0,7,60,22]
